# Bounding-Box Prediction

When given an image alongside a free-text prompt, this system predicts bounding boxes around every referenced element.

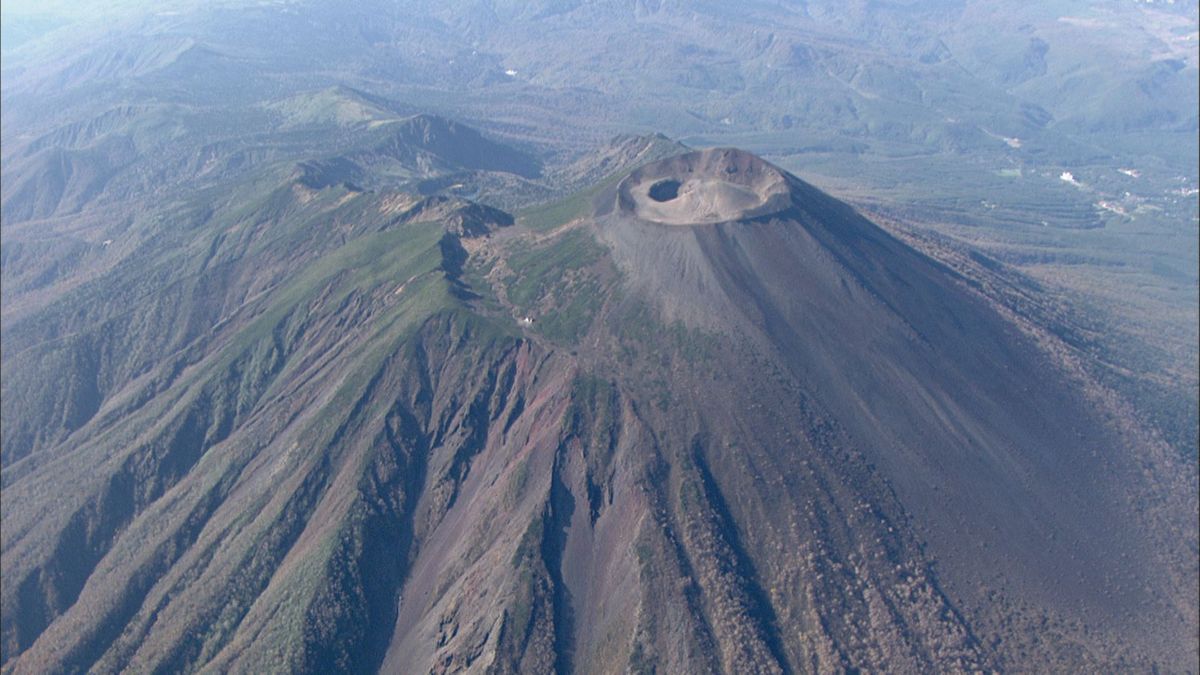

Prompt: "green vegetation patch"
[516,170,626,232]
[504,228,611,344]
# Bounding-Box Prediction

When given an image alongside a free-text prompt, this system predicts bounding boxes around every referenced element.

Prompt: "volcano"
[2,145,1195,674]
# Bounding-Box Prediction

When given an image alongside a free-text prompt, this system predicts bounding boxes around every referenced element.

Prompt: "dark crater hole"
[648,179,681,202]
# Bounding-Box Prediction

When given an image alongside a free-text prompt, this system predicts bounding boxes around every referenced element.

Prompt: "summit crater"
[616,148,792,225]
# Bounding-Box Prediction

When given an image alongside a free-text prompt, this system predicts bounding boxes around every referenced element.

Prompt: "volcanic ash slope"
[2,148,1195,674]
[576,148,1197,671]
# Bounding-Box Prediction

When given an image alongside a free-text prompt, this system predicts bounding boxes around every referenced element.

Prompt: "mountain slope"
[2,147,1194,673]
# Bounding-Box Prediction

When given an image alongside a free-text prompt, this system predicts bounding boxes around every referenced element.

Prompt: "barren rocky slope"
[3,145,1195,673]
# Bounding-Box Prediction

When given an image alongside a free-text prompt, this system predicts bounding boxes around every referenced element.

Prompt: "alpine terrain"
[2,1,1197,674]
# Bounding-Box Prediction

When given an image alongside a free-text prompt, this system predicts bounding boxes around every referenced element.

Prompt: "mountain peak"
[616,148,792,225]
